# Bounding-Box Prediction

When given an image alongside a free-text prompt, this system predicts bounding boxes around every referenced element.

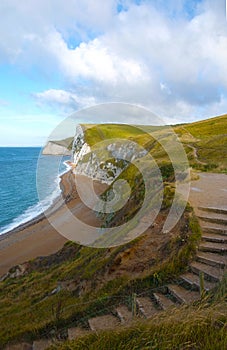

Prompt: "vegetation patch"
[2,115,227,347]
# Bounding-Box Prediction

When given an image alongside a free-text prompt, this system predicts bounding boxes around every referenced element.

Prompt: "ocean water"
[0,147,70,234]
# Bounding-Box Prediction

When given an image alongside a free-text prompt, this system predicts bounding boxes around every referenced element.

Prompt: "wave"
[0,183,61,235]
[0,162,71,235]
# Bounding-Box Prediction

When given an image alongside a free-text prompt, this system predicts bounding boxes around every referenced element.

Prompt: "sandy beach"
[1,170,226,278]
[0,171,106,277]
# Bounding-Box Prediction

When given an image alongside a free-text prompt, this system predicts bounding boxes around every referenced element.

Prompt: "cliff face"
[72,125,147,184]
[73,125,91,164]
[42,141,71,156]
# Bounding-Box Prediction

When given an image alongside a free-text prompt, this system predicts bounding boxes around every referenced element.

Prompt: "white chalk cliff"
[72,124,147,184]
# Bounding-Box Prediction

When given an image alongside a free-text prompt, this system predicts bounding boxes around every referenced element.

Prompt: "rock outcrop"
[42,141,71,156]
[72,124,147,184]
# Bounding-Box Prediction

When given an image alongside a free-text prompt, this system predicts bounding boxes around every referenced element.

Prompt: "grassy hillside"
[0,208,200,347]
[53,114,227,172]
[0,114,227,348]
[85,114,227,173]
[175,114,227,172]
[50,277,227,350]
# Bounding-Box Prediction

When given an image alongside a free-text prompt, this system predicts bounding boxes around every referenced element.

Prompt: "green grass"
[83,124,153,147]
[1,115,227,347]
[49,276,227,350]
[0,208,200,348]
[81,116,227,173]
[175,114,227,171]
[55,114,227,172]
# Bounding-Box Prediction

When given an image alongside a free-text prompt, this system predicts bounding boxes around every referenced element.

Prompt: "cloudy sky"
[0,0,227,146]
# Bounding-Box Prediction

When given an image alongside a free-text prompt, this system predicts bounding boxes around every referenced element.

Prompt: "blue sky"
[0,0,227,146]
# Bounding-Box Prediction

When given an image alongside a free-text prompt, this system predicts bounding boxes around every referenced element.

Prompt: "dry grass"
[49,278,227,350]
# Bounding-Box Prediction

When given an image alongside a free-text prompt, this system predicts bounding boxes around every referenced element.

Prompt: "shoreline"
[2,170,226,277]
[0,212,46,242]
[0,170,75,277]
[0,170,106,277]
[0,160,72,241]
[0,166,77,239]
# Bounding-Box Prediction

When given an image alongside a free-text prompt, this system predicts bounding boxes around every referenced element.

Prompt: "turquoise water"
[0,147,70,234]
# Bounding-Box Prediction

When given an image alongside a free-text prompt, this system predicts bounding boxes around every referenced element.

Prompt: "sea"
[0,147,71,235]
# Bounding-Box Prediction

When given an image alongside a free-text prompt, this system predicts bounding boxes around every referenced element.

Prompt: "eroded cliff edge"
[42,141,72,156]
[72,124,147,184]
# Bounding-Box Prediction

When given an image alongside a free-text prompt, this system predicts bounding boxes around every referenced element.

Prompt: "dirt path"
[1,171,226,277]
[189,172,227,210]
[1,171,227,348]
[187,144,207,165]
[179,126,206,165]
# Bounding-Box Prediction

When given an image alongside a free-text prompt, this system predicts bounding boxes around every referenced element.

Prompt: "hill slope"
[175,114,227,171]
[0,114,227,349]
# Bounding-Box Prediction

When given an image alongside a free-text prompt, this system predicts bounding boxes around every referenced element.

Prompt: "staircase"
[7,208,227,349]
[62,206,227,343]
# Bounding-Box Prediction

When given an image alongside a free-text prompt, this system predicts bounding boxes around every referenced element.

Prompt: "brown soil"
[1,169,215,280]
[0,172,106,276]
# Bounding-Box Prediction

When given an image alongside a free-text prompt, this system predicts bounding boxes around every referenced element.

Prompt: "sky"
[0,0,227,146]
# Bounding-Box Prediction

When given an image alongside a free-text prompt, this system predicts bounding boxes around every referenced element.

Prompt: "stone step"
[198,214,227,226]
[196,251,227,268]
[202,233,227,243]
[88,314,120,331]
[68,327,90,340]
[190,261,224,283]
[153,292,176,310]
[180,272,216,292]
[167,284,200,304]
[201,225,227,236]
[136,297,160,319]
[198,207,227,215]
[33,339,53,350]
[199,242,227,254]
[5,343,32,350]
[115,305,133,324]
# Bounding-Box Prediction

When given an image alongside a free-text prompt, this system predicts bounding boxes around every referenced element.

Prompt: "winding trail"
[64,172,227,338]
[3,172,227,349]
[180,126,207,165]
[186,144,207,165]
[21,172,227,350]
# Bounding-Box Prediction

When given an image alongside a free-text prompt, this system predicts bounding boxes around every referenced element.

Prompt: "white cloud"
[1,0,227,123]
[35,89,96,110]
[45,33,147,84]
[0,0,117,62]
